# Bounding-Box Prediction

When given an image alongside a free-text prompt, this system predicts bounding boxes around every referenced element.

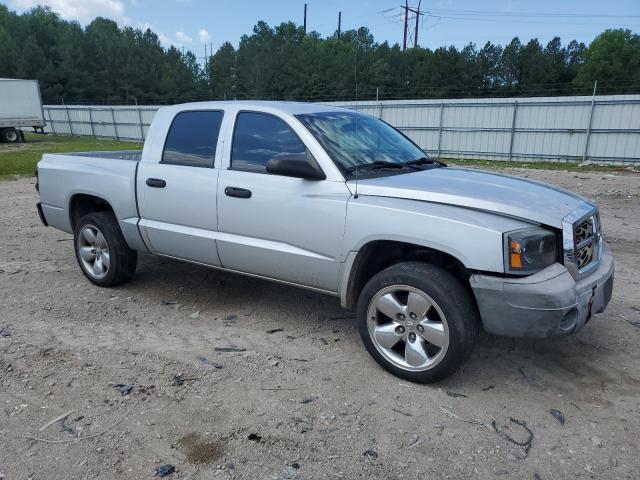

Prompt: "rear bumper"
[470,243,614,338]
[36,202,48,226]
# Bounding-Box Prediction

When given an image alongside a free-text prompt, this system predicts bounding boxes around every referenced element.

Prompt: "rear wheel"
[73,212,137,287]
[0,128,19,143]
[357,261,479,383]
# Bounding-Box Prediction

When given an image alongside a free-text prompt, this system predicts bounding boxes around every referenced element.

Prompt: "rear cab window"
[230,111,307,173]
[162,110,224,168]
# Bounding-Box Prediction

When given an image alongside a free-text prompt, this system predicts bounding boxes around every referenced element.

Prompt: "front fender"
[338,196,536,305]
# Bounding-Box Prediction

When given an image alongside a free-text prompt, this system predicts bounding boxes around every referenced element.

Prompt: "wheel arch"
[341,239,473,310]
[69,193,116,231]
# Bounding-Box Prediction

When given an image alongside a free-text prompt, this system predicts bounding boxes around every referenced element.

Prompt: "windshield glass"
[296,111,429,176]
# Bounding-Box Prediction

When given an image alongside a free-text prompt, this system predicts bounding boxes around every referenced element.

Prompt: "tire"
[73,212,137,287]
[356,261,480,383]
[1,128,20,143]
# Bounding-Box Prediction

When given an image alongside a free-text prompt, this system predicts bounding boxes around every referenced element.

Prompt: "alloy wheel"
[77,225,110,279]
[366,285,450,372]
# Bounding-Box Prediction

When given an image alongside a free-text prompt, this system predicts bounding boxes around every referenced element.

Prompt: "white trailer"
[0,78,46,143]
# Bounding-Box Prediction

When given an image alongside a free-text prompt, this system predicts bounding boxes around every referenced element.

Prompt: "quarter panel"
[37,153,146,251]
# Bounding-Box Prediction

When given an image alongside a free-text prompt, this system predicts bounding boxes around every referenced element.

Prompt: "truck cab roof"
[165,100,350,116]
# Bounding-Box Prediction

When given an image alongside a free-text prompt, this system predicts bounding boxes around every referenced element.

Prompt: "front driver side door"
[216,111,350,293]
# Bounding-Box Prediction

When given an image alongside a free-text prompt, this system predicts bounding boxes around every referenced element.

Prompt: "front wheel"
[356,262,480,383]
[73,212,137,287]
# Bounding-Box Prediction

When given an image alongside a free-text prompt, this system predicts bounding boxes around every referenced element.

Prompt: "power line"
[424,13,640,27]
[424,8,640,19]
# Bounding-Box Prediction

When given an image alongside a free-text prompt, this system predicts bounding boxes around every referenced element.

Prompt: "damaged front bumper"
[470,243,614,338]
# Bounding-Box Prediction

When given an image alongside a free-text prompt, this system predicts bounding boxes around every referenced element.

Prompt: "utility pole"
[401,1,423,50]
[337,11,341,39]
[414,0,421,49]
[402,1,408,51]
[303,4,307,34]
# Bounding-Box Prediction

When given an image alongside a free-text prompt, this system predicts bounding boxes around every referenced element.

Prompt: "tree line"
[1,5,638,104]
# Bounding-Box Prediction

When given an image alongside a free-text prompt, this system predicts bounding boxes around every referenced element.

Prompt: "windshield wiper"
[345,161,408,173]
[404,156,446,169]
[405,156,434,165]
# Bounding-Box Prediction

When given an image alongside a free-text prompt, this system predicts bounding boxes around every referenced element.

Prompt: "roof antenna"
[353,48,359,199]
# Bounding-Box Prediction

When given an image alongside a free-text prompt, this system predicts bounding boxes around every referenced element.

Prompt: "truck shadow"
[128,253,638,399]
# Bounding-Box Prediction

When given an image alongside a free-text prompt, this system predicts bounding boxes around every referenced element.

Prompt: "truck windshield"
[296,111,435,177]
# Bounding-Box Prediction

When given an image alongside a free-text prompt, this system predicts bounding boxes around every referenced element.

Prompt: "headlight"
[504,228,557,274]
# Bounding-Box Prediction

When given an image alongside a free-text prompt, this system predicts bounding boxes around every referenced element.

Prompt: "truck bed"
[37,150,146,251]
[63,150,142,161]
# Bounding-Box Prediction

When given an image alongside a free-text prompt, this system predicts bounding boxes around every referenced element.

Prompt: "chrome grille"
[573,214,599,271]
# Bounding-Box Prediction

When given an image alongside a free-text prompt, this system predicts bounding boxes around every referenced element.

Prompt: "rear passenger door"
[137,110,224,266]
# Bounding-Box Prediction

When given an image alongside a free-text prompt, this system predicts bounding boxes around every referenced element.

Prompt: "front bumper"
[470,243,614,338]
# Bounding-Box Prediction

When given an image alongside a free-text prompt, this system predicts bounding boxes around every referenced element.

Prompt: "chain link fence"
[42,94,640,165]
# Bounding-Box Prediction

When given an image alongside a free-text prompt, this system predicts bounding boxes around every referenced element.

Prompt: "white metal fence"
[43,94,640,165]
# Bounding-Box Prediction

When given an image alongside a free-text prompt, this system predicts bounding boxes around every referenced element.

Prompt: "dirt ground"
[1,168,639,480]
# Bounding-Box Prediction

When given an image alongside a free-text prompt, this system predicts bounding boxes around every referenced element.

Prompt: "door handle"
[146,178,166,188]
[224,187,252,199]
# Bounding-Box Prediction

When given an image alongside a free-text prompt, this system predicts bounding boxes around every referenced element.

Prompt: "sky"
[4,0,640,61]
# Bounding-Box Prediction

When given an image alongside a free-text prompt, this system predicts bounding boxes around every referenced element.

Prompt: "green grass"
[445,157,638,174]
[0,133,142,180]
[1,133,635,180]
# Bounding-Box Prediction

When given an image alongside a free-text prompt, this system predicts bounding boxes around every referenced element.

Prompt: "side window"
[231,112,306,173]
[162,110,224,167]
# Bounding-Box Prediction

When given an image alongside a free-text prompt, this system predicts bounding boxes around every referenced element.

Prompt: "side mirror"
[265,151,326,180]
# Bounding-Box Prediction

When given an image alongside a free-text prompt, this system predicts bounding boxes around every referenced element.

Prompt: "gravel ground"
[1,168,639,480]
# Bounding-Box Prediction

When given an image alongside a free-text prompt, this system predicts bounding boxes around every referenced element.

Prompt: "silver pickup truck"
[35,101,614,383]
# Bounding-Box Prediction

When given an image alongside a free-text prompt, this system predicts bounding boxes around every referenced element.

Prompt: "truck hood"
[347,167,593,228]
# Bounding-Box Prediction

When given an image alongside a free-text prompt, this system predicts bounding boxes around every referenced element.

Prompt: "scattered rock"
[0,327,11,337]
[172,374,185,386]
[247,433,262,442]
[549,409,565,425]
[319,338,329,346]
[154,464,175,477]
[363,449,378,459]
[482,385,495,391]
[188,311,200,319]
[293,416,314,433]
[114,384,134,396]
[391,407,412,417]
[197,357,224,369]
[266,328,284,334]
[301,396,318,404]
[60,416,74,435]
[224,314,238,322]
[161,300,178,305]
[291,462,301,469]
[446,390,468,398]
[591,436,602,447]
[214,346,246,353]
